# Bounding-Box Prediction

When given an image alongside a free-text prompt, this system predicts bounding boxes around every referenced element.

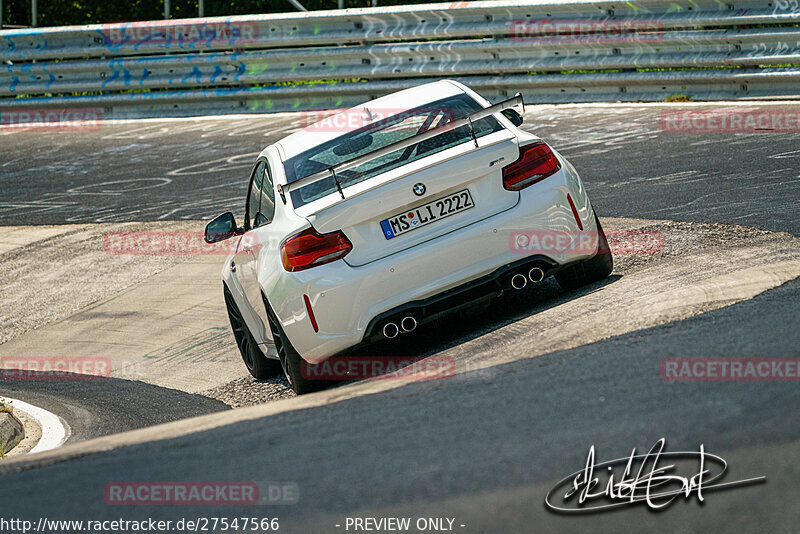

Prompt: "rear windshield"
[284,93,504,208]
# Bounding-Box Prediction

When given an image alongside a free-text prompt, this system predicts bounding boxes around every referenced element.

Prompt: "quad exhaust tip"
[401,316,417,333]
[511,273,528,290]
[383,322,399,339]
[528,267,545,283]
[383,317,417,338]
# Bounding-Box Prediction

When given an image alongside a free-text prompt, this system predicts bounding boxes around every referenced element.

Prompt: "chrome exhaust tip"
[511,273,528,290]
[528,267,545,283]
[383,322,399,339]
[400,316,417,333]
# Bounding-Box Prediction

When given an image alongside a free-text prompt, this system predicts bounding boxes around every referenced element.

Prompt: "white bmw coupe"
[205,80,612,394]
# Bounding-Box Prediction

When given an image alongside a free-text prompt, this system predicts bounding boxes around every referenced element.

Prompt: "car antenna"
[467,117,479,148]
[329,167,345,199]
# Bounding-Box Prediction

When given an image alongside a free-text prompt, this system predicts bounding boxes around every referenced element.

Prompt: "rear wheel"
[224,286,281,379]
[555,211,614,291]
[263,296,325,395]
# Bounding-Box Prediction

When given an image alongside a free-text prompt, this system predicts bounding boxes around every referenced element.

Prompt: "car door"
[234,159,269,341]
[248,159,279,339]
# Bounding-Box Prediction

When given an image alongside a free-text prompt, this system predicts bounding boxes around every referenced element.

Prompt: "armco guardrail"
[1,0,800,119]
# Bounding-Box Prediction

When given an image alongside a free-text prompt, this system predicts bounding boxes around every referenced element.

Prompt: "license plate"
[380,189,474,240]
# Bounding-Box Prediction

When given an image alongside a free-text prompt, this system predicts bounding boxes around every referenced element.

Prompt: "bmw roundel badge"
[413,183,426,196]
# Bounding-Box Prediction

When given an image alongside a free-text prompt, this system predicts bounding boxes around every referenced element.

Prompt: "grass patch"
[666,94,693,102]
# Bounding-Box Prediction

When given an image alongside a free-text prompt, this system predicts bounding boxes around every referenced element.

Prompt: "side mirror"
[501,109,523,127]
[204,212,243,243]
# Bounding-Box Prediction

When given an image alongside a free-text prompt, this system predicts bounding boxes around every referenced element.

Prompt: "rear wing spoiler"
[277,93,524,203]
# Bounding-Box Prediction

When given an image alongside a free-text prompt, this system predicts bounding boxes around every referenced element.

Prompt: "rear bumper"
[275,159,598,361]
[358,253,573,346]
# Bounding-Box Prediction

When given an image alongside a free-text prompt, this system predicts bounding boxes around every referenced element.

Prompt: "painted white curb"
[0,397,69,453]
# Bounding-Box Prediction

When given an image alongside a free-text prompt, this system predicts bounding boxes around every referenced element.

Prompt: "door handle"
[230,261,236,273]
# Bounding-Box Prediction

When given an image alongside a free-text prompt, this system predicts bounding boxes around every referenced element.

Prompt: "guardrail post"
[31,0,37,27]
[2,2,799,113]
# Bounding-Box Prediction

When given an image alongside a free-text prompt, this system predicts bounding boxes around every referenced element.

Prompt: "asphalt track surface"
[0,104,798,235]
[1,103,799,532]
[3,278,799,532]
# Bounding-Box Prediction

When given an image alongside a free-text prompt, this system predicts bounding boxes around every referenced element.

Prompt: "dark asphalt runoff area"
[1,376,229,443]
[1,103,799,532]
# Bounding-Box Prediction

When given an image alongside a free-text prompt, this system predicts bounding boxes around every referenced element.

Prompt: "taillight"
[502,142,561,191]
[281,228,352,272]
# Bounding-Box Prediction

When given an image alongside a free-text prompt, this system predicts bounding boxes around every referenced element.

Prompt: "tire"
[224,286,282,379]
[263,295,325,395]
[555,211,614,292]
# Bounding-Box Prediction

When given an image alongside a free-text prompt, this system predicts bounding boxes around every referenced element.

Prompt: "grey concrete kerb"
[0,398,67,457]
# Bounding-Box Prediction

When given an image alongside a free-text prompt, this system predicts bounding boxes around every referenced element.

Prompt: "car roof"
[275,80,465,161]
